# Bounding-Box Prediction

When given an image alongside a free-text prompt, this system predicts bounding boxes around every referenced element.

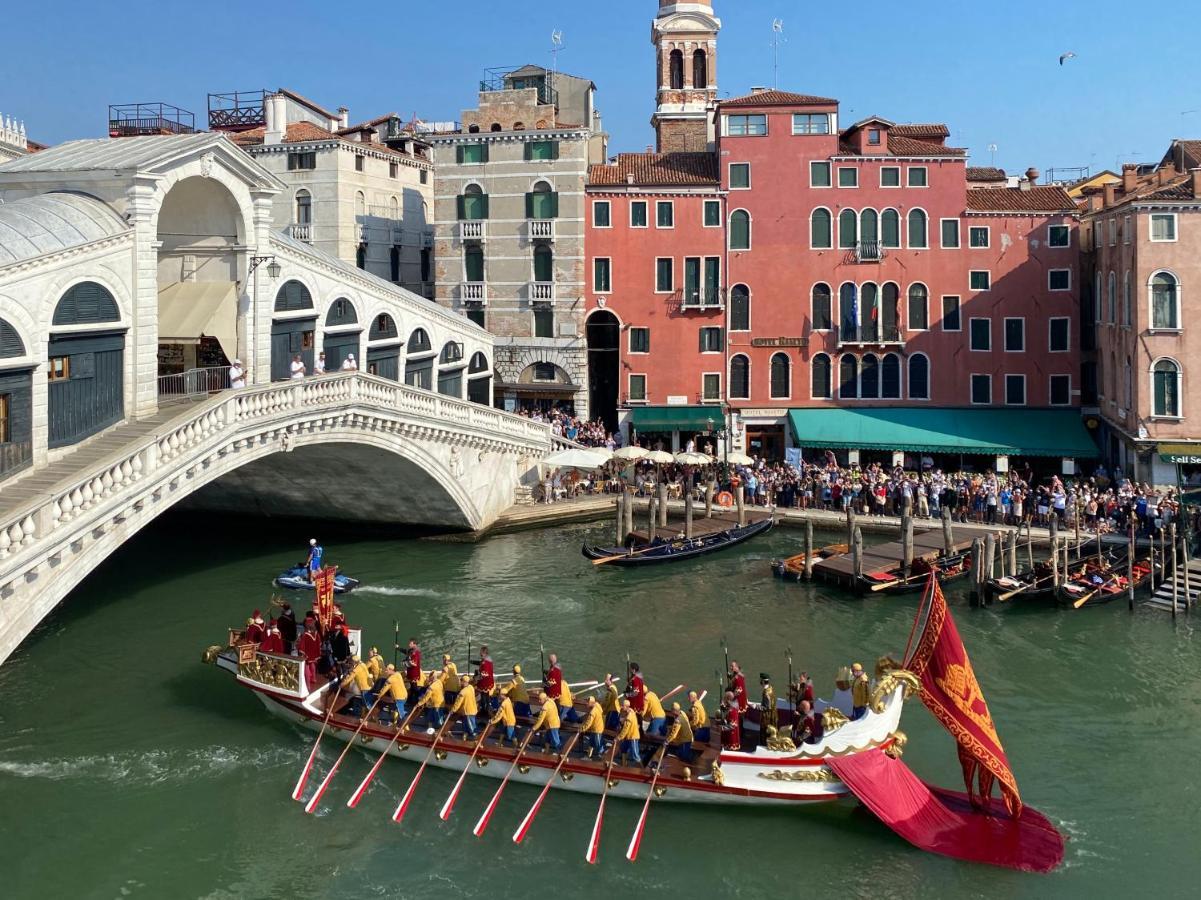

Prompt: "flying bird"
[1059,51,1077,66]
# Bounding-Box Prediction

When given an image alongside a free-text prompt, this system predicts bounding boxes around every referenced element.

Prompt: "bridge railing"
[0,374,551,584]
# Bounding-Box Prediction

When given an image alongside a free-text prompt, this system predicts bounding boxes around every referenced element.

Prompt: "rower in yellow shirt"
[420,671,446,729]
[580,696,605,758]
[615,699,642,766]
[440,654,460,708]
[449,674,479,739]
[490,691,518,745]
[687,690,710,743]
[666,702,695,763]
[379,663,409,724]
[366,647,385,683]
[642,689,667,736]
[503,664,531,717]
[341,654,373,717]
[529,690,562,753]
[600,673,621,730]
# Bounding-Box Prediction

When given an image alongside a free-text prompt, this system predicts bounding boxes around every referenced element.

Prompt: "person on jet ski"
[306,538,324,575]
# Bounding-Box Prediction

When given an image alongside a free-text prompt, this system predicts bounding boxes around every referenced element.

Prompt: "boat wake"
[355,585,442,598]
[0,745,299,785]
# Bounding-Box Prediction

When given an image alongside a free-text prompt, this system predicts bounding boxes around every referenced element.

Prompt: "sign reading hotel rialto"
[750,337,808,348]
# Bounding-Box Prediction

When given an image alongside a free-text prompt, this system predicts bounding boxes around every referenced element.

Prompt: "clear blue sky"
[5,0,1196,175]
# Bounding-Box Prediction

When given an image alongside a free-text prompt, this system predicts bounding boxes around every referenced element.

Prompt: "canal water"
[0,513,1197,899]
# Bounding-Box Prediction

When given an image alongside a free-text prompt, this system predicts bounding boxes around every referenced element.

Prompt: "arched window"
[839,354,859,398]
[1123,271,1132,326]
[389,195,400,220]
[528,180,556,219]
[881,353,901,399]
[730,284,750,331]
[729,210,751,250]
[468,124,480,133]
[439,341,464,364]
[461,184,487,220]
[1151,271,1179,329]
[370,313,398,341]
[729,354,750,399]
[1152,358,1182,417]
[811,283,832,330]
[53,281,121,325]
[859,208,879,249]
[838,209,857,249]
[882,282,900,339]
[468,351,489,373]
[325,297,358,327]
[295,189,312,226]
[881,209,900,248]
[669,49,684,89]
[407,328,432,354]
[811,353,832,399]
[908,353,930,400]
[513,121,525,131]
[0,317,25,358]
[1094,270,1103,324]
[839,283,857,342]
[692,49,708,88]
[355,191,366,220]
[1107,271,1117,323]
[533,244,554,283]
[860,352,880,398]
[907,283,928,330]
[273,280,314,313]
[811,208,832,248]
[490,123,502,132]
[770,352,791,399]
[860,283,879,341]
[908,208,927,248]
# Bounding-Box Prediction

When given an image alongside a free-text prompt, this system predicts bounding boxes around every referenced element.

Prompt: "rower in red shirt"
[297,622,322,688]
[404,638,422,684]
[720,691,742,751]
[244,610,265,644]
[474,644,495,697]
[727,660,748,711]
[258,620,284,655]
[626,662,647,713]
[543,652,563,701]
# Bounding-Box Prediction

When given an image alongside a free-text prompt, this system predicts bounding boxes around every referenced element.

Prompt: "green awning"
[627,405,720,431]
[787,407,1098,458]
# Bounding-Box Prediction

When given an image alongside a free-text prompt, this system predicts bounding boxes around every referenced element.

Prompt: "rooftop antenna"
[771,20,785,90]
[988,143,998,167]
[550,28,565,128]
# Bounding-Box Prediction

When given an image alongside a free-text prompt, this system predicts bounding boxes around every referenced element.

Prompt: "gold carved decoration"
[518,765,531,775]
[710,762,725,786]
[201,645,222,665]
[821,708,849,734]
[654,787,667,797]
[757,766,838,783]
[764,726,797,752]
[560,772,574,782]
[476,757,489,767]
[885,730,908,759]
[435,750,448,760]
[237,652,300,692]
[869,668,922,713]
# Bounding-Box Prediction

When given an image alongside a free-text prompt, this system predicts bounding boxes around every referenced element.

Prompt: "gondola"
[771,543,849,580]
[582,516,774,567]
[274,565,360,593]
[858,553,971,596]
[1057,555,1154,607]
[984,547,1124,606]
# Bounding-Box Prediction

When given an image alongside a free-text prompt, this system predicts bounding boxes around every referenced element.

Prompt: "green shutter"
[456,195,465,219]
[480,195,489,219]
[549,192,559,218]
[523,143,532,161]
[456,146,464,164]
[525,193,534,218]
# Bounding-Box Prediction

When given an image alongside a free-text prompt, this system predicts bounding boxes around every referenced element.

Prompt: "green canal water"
[1,514,1198,899]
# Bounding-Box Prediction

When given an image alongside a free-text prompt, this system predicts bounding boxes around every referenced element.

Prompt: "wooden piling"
[1127,526,1135,612]
[1182,534,1192,612]
[852,526,864,580]
[1007,529,1018,576]
[705,480,715,519]
[984,532,997,582]
[941,507,954,554]
[657,483,669,528]
[1171,523,1178,619]
[684,490,694,540]
[1050,524,1060,586]
[803,522,815,581]
[901,514,914,577]
[624,487,635,541]
[646,495,657,540]
[1026,521,1035,571]
[736,485,746,527]
[847,506,857,549]
[969,537,984,606]
[615,494,625,545]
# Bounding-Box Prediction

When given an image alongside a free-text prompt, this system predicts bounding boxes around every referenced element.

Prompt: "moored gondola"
[583,516,773,567]
[858,553,971,596]
[771,543,849,580]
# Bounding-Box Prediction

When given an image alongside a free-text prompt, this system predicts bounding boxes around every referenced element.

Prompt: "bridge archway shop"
[271,280,316,380]
[47,282,126,449]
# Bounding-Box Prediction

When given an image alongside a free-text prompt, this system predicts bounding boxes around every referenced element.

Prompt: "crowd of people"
[513,405,620,449]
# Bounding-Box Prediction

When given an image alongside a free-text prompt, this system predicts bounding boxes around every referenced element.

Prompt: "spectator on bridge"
[314,352,326,375]
[342,353,358,372]
[229,358,246,389]
[290,354,306,379]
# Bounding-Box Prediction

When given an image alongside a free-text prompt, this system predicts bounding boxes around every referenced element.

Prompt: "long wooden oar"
[585,731,623,864]
[392,711,456,824]
[473,728,538,837]
[1073,585,1105,609]
[625,741,671,862]
[292,683,343,801]
[512,731,581,844]
[659,683,686,703]
[592,542,665,566]
[303,693,385,814]
[438,720,497,821]
[346,700,425,808]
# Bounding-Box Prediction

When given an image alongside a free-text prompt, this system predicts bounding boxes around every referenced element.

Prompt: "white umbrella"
[674,451,713,466]
[645,450,675,464]
[612,446,649,461]
[726,451,754,465]
[540,447,609,472]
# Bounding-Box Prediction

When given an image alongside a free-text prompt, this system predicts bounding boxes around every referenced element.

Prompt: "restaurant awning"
[786,407,1098,458]
[627,405,721,431]
[157,282,238,359]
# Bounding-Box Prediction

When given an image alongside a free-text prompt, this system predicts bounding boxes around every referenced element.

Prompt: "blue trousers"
[542,728,561,751]
[460,714,477,737]
[499,724,516,743]
[605,711,620,731]
[514,701,532,718]
[584,732,604,755]
[559,704,579,724]
[673,743,695,763]
[427,706,445,727]
[647,716,666,736]
[695,727,710,743]
[621,738,641,763]
[851,706,866,721]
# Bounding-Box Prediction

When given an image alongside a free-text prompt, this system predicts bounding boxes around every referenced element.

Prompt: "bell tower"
[651,1,720,153]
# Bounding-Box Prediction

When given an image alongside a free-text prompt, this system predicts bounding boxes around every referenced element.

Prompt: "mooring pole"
[803,521,814,581]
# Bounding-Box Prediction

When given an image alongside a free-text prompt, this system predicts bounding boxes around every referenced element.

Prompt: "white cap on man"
[309,538,317,546]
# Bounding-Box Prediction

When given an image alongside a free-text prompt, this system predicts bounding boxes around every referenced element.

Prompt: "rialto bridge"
[0,133,557,664]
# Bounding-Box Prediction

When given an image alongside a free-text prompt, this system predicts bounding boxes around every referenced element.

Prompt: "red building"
[582,1,1094,472]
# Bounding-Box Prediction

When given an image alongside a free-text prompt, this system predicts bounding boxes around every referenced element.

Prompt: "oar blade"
[626,802,651,862]
[292,746,318,801]
[511,791,544,844]
[303,766,336,815]
[347,751,388,809]
[473,782,506,837]
[392,762,426,823]
[585,798,607,864]
[439,770,469,821]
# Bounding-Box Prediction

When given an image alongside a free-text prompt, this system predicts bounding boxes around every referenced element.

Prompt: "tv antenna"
[549,29,565,127]
[771,19,785,90]
[988,143,998,167]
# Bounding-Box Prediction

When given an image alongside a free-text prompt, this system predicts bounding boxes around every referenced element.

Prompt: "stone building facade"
[429,67,607,416]
[652,1,720,152]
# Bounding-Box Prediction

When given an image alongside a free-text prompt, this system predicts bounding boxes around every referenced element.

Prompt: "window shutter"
[456,195,465,219]
[523,143,532,161]
[698,330,705,352]
[549,192,559,217]
[525,193,534,218]
[550,141,560,160]
[456,146,465,164]
[717,328,725,352]
[480,195,489,219]
[480,144,489,163]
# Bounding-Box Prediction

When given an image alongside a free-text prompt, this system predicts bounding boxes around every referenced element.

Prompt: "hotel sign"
[750,337,808,348]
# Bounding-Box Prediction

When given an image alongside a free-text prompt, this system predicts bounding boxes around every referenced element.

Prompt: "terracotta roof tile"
[1137,181,1199,202]
[231,121,339,146]
[337,113,398,135]
[885,135,965,157]
[891,123,949,139]
[967,166,1006,181]
[720,89,837,107]
[1160,139,1201,172]
[965,186,1076,213]
[588,152,718,187]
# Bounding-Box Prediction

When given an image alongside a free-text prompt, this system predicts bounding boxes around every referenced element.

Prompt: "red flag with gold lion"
[313,566,336,632]
[904,576,1022,816]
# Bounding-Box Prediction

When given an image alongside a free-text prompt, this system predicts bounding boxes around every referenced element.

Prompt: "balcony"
[852,240,886,263]
[530,281,555,305]
[837,325,904,347]
[355,223,368,243]
[421,231,434,249]
[459,220,487,242]
[288,223,312,242]
[391,224,404,244]
[528,218,555,241]
[108,102,196,137]
[679,287,725,310]
[461,282,487,305]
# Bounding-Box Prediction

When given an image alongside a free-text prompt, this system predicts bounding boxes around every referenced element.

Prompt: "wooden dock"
[627,509,771,544]
[812,525,973,587]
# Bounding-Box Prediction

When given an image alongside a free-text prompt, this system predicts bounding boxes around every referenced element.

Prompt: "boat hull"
[583,516,774,567]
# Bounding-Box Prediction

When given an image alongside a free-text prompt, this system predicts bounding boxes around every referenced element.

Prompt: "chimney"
[1158,162,1177,186]
[1122,163,1138,194]
[750,86,769,95]
[1192,168,1201,199]
[264,93,286,146]
[338,106,349,130]
[1102,182,1116,208]
[1089,193,1103,213]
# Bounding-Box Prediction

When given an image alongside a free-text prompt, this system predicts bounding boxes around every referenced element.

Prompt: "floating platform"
[812,527,973,588]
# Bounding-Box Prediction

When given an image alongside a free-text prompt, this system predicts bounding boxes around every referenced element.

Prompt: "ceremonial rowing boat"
[582,516,774,567]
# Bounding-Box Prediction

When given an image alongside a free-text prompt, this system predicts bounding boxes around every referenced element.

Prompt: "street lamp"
[249,255,281,278]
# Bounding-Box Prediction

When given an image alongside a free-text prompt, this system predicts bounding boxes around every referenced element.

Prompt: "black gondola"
[858,553,972,596]
[582,516,774,567]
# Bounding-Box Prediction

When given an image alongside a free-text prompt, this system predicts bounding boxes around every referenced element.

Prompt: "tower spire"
[651,1,720,153]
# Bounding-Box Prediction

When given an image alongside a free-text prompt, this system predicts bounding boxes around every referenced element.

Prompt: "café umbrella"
[540,448,609,472]
[726,451,754,465]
